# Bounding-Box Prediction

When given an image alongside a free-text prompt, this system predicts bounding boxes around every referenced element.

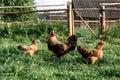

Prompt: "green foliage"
[105,24,120,38]
[2,0,37,21]
[105,24,120,44]
[0,22,68,42]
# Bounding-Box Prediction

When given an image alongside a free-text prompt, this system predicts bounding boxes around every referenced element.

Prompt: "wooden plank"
[0,4,66,9]
[1,8,120,15]
[0,9,67,15]
[105,8,120,10]
[99,6,105,39]
[37,20,119,23]
[73,8,99,11]
[1,20,117,24]
[67,1,73,36]
[73,8,120,11]
[100,3,120,6]
[72,9,74,35]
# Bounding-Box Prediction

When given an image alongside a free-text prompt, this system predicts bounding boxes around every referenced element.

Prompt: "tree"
[1,0,37,22]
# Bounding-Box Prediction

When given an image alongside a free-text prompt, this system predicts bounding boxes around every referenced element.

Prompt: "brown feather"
[18,40,37,56]
[48,29,77,58]
[77,41,104,64]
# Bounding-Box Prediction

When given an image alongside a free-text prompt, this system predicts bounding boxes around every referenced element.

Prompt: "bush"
[105,24,120,39]
[0,22,68,42]
[105,24,120,44]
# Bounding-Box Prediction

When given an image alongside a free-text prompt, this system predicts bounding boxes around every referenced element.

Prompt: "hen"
[77,41,104,64]
[48,29,77,58]
[18,40,38,56]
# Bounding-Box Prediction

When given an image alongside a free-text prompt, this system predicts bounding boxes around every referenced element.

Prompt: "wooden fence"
[0,2,120,39]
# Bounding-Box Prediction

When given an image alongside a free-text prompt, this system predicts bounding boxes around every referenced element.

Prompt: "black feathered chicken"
[48,29,77,58]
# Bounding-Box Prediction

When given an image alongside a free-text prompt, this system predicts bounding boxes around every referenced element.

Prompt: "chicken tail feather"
[66,35,77,50]
[18,45,27,51]
[77,46,91,57]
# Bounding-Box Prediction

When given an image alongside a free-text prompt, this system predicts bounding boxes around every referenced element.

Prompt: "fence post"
[72,9,74,35]
[99,5,105,40]
[67,1,74,36]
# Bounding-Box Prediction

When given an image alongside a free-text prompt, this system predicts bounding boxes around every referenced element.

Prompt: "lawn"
[0,23,120,80]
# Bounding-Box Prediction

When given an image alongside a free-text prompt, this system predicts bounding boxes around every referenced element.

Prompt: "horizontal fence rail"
[1,8,120,15]
[38,20,119,23]
[0,4,66,9]
[0,20,118,24]
[73,8,120,11]
[0,9,67,15]
[100,3,120,6]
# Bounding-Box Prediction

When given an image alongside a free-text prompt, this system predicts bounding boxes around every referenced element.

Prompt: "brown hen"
[77,41,104,64]
[18,40,38,56]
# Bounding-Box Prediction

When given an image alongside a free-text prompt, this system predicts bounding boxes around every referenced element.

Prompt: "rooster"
[77,41,104,64]
[48,29,77,58]
[18,40,39,56]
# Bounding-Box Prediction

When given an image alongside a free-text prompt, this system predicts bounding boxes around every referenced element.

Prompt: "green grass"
[0,23,120,80]
[105,24,120,44]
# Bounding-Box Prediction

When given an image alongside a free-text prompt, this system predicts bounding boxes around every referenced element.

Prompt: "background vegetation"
[0,22,120,80]
[1,0,37,21]
[105,23,120,44]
